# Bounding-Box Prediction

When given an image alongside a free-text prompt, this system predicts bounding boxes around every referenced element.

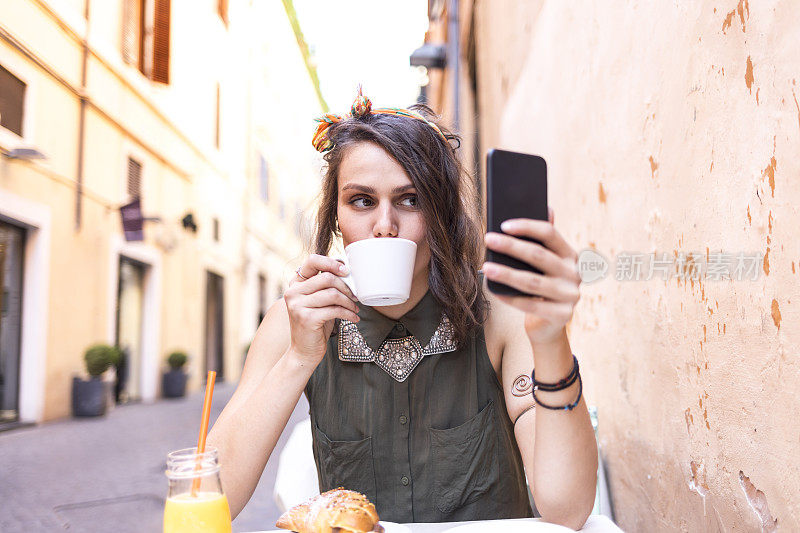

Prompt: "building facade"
[422,0,800,530]
[0,0,324,424]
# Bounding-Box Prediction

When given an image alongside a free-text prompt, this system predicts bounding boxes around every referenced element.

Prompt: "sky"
[292,0,430,111]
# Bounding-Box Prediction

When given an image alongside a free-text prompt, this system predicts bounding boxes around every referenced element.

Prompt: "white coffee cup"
[339,238,418,306]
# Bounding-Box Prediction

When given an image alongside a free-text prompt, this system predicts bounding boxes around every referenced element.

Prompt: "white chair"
[273,418,320,512]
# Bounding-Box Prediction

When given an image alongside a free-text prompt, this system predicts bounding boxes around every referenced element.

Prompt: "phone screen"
[485,149,548,297]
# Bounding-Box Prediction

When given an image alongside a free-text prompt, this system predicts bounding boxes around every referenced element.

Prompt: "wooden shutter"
[127,157,142,198]
[121,0,139,65]
[218,0,229,26]
[151,0,171,84]
[0,65,26,137]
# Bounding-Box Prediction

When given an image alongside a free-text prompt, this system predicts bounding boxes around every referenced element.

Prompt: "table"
[250,515,622,532]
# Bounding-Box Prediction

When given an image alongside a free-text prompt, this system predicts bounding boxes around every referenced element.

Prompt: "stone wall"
[431,1,799,529]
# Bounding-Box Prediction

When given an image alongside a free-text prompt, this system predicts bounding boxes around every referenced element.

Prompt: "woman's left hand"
[483,207,581,345]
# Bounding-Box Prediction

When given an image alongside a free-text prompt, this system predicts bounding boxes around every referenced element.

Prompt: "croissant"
[276,488,382,533]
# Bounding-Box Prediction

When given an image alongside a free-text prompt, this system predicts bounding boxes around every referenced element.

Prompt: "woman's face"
[336,141,431,281]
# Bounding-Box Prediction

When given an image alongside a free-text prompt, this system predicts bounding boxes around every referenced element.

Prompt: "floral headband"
[311,87,448,152]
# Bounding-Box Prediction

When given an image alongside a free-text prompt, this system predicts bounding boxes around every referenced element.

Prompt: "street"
[0,381,310,532]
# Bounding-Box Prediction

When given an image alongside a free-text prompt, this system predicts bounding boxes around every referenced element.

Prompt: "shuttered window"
[120,0,170,84]
[127,157,142,198]
[0,65,26,137]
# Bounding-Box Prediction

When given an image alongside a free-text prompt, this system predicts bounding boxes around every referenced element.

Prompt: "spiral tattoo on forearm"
[511,374,533,397]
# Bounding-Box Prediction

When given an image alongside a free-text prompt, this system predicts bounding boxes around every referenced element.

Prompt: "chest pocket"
[311,421,378,505]
[428,400,501,515]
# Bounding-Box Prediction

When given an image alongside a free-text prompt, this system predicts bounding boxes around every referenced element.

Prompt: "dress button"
[401,476,409,486]
[399,415,408,425]
[395,323,405,332]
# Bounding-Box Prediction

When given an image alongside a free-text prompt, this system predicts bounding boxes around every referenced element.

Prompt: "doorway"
[204,270,224,380]
[115,256,146,402]
[0,221,25,425]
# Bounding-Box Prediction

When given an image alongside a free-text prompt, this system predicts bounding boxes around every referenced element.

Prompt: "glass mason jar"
[163,447,232,533]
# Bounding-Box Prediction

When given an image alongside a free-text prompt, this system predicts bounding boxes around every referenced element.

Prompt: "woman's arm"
[491,300,597,529]
[206,299,312,518]
[483,208,597,529]
[207,256,360,518]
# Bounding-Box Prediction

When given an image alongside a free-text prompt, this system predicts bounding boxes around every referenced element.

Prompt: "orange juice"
[163,491,232,533]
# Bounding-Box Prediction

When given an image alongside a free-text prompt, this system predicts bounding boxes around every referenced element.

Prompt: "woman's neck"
[372,271,429,320]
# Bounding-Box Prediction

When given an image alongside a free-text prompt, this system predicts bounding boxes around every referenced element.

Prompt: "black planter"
[162,369,187,398]
[72,376,107,417]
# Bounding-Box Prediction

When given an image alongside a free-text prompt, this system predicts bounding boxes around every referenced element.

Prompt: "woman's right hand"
[284,254,360,366]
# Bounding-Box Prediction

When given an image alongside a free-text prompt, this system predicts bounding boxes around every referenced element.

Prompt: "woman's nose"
[373,206,398,238]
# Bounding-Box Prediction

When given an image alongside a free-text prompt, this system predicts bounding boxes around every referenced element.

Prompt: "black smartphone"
[485,149,548,297]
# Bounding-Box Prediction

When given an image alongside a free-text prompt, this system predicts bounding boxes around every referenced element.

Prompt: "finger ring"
[296,267,309,281]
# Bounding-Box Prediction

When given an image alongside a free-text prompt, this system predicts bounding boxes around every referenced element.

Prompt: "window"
[257,273,266,326]
[218,0,229,26]
[0,65,26,136]
[214,83,221,149]
[212,218,220,242]
[294,205,303,237]
[121,0,171,84]
[121,0,141,67]
[127,157,142,198]
[258,154,269,202]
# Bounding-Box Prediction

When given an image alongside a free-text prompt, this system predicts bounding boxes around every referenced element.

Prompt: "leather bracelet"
[533,373,583,411]
[532,354,579,392]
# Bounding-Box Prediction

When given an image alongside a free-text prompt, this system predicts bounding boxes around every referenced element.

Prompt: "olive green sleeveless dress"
[304,289,533,523]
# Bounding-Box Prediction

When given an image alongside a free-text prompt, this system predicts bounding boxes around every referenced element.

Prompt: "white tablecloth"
[249,515,623,532]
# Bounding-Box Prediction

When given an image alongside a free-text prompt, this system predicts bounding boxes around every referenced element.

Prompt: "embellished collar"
[353,289,442,351]
[337,290,457,382]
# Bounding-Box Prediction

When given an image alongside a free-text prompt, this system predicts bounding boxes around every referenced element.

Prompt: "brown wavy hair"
[311,104,487,346]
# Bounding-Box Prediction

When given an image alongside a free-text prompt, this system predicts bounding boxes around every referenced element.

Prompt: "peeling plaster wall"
[468,0,799,530]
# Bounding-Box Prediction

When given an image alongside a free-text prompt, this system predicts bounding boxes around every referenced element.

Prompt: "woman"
[207,91,597,529]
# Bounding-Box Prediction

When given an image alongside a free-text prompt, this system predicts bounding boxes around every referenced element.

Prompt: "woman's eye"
[400,195,418,207]
[351,197,374,208]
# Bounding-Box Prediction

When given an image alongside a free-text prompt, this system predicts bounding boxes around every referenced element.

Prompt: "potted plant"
[163,351,189,398]
[72,344,115,417]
